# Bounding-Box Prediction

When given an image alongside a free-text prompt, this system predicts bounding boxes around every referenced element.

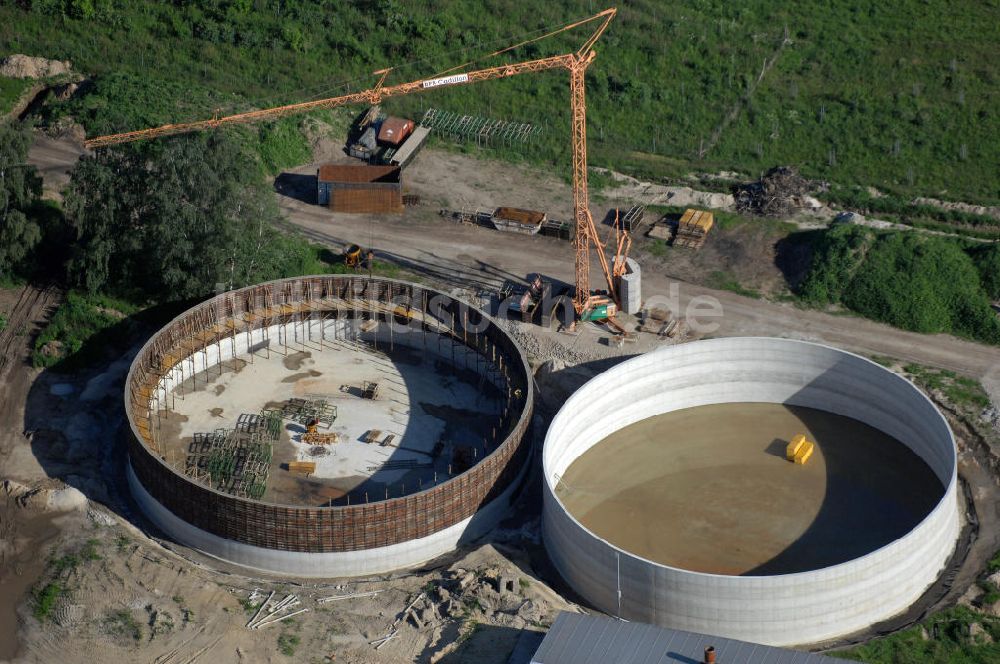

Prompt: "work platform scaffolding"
[420,107,543,148]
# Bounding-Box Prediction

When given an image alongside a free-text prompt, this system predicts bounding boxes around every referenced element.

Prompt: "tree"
[970,244,1000,301]
[64,130,302,301]
[0,122,43,280]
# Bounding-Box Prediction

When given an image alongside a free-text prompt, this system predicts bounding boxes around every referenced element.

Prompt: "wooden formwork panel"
[126,275,532,554]
[329,186,403,214]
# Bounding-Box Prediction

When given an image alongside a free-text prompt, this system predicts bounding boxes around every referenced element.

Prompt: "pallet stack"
[673,209,714,249]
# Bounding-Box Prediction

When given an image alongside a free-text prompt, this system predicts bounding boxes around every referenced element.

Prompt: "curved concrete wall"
[542,337,960,646]
[126,275,533,577]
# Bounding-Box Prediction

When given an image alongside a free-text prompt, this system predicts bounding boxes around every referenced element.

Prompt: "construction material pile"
[638,307,678,338]
[673,209,714,249]
[185,411,279,499]
[732,166,812,216]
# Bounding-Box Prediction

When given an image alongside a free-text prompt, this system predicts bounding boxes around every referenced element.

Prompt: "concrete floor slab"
[558,403,942,575]
[160,337,501,506]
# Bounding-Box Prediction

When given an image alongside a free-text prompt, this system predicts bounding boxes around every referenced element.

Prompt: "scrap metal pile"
[732,166,813,216]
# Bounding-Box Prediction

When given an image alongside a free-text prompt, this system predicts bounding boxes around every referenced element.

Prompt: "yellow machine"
[786,434,815,465]
[344,244,363,268]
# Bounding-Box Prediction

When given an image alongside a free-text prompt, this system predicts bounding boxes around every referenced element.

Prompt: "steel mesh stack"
[185,413,280,499]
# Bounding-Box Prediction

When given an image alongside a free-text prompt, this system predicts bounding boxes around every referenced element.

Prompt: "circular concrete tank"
[542,337,960,646]
[125,275,532,577]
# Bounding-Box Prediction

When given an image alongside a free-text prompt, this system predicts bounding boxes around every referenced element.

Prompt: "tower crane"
[84,8,624,321]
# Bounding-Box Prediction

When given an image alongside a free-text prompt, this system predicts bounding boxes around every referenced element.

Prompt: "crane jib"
[421,74,470,89]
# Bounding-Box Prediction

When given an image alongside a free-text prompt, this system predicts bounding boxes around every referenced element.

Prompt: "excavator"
[84,8,630,326]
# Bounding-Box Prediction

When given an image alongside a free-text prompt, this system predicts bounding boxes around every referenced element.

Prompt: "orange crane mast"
[84,8,619,316]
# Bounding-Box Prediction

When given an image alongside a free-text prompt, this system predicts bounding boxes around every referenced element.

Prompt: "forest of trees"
[0,122,45,280]
[3,120,344,368]
[64,131,317,300]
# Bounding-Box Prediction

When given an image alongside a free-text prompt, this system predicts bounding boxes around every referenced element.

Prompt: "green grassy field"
[1,1,997,203]
[0,75,33,115]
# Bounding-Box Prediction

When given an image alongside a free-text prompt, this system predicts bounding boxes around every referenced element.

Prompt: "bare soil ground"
[275,145,1000,407]
[11,513,569,664]
[0,284,61,481]
[2,130,998,663]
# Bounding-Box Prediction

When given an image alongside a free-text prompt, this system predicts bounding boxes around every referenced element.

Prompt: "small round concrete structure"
[542,337,961,646]
[125,275,532,577]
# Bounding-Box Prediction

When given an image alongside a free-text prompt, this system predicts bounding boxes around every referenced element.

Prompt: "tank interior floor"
[557,403,943,575]
[156,339,501,506]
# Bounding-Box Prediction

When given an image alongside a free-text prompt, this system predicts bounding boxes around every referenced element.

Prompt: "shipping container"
[494,207,546,225]
[317,164,403,213]
[389,126,431,169]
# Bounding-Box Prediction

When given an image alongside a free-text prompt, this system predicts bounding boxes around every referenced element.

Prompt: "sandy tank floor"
[556,403,943,575]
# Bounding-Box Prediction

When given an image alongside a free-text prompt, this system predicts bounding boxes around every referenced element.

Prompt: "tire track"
[0,283,60,378]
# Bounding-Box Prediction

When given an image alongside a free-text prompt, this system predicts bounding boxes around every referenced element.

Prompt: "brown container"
[377,116,414,147]
[330,187,403,213]
[318,164,399,183]
[494,207,546,225]
[319,164,404,213]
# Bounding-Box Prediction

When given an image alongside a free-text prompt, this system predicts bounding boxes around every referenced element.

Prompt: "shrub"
[32,291,137,369]
[277,633,300,656]
[970,244,1000,300]
[801,226,1000,344]
[103,609,143,642]
[33,583,63,620]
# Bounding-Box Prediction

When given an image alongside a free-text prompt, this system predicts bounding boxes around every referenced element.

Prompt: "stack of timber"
[302,432,340,445]
[673,209,714,249]
[287,461,317,476]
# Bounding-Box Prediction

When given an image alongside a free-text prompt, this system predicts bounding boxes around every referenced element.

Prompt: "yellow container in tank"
[793,440,815,465]
[786,434,807,460]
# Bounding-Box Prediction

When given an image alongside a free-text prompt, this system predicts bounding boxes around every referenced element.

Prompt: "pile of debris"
[0,54,72,79]
[638,307,678,338]
[732,166,812,216]
[245,592,307,630]
[402,566,547,634]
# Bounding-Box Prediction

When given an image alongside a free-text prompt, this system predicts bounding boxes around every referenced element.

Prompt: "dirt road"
[26,133,84,201]
[0,284,61,481]
[274,151,1000,405]
[24,131,1000,403]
